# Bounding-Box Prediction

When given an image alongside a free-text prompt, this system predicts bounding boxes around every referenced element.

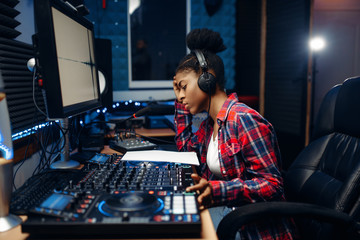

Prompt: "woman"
[173,28,296,239]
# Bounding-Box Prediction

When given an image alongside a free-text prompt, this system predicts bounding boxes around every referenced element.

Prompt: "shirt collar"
[216,92,239,123]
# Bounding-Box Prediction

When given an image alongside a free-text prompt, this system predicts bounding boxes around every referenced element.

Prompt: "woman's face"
[175,70,208,114]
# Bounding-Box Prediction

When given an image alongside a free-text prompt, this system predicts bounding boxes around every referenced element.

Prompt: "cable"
[31,130,48,176]
[32,69,47,117]
[14,119,68,182]
[12,129,35,190]
[12,105,44,190]
[14,73,83,186]
[205,85,212,143]
[32,124,55,175]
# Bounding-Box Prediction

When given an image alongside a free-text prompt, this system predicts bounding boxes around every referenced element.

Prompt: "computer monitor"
[33,0,101,120]
[33,0,101,168]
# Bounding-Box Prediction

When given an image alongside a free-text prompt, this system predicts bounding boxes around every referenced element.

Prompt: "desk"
[2,146,218,240]
[135,127,175,138]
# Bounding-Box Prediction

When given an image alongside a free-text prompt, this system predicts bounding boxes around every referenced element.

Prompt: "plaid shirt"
[175,93,296,239]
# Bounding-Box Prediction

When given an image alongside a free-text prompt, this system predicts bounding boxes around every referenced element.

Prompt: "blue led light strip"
[11,122,55,141]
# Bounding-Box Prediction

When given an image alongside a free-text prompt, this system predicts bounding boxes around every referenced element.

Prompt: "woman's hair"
[176,28,227,89]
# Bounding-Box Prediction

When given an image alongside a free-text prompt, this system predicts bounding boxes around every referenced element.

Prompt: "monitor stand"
[50,118,80,169]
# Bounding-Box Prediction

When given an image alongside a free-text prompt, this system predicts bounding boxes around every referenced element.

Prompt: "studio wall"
[85,0,236,92]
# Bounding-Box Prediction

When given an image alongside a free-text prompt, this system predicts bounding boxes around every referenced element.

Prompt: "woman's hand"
[186,173,214,208]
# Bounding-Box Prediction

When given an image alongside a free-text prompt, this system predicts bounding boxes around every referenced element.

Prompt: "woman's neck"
[208,90,228,123]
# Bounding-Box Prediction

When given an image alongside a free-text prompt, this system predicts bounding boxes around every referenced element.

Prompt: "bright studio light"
[310,37,326,52]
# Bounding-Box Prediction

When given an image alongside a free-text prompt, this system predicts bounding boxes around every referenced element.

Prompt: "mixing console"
[10,153,201,238]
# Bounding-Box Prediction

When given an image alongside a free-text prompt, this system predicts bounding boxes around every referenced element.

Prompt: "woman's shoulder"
[228,102,261,120]
[226,103,274,132]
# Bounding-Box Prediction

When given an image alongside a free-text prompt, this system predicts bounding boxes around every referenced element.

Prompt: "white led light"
[310,37,326,52]
[129,0,140,14]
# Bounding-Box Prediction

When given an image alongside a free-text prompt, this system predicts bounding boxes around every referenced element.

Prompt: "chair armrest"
[217,201,360,240]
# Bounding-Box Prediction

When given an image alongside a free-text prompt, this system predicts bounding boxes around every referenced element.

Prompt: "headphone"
[194,50,216,95]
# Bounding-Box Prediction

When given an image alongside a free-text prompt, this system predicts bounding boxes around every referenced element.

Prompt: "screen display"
[52,7,99,108]
[89,154,110,164]
[40,193,73,211]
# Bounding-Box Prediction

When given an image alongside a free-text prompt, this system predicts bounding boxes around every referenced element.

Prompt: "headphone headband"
[194,50,207,69]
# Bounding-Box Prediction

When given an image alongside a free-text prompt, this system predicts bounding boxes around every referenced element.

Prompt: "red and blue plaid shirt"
[175,93,296,239]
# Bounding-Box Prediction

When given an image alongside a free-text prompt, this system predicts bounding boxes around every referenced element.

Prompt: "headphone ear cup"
[198,72,216,94]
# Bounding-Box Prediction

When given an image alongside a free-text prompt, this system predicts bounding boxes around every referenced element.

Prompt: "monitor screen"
[34,0,101,119]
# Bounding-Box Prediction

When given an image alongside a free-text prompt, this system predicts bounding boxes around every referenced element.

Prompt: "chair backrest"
[285,76,360,239]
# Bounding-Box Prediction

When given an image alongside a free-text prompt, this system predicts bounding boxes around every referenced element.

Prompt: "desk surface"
[135,127,175,137]
[2,146,218,240]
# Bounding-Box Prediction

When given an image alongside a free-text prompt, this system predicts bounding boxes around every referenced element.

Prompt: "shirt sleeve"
[174,100,208,153]
[210,113,284,206]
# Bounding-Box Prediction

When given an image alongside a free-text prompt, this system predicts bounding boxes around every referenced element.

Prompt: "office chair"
[217,76,360,240]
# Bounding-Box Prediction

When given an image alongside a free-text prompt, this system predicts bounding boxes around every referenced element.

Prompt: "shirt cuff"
[209,180,224,205]
[174,99,190,114]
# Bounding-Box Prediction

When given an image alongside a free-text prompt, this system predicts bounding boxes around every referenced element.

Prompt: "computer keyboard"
[10,170,86,215]
[109,138,157,153]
